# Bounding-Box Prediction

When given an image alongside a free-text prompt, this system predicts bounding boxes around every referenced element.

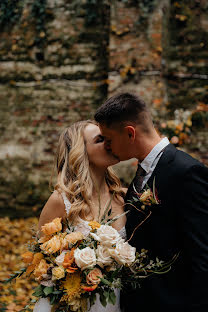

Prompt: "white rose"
[109,241,136,266]
[54,250,67,266]
[74,247,96,270]
[90,225,121,247]
[96,245,113,268]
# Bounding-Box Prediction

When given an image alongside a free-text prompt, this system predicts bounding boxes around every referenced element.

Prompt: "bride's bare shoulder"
[38,190,66,232]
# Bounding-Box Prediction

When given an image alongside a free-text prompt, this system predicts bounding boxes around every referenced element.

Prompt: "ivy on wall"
[0,0,24,31]
[30,0,48,50]
[0,0,53,59]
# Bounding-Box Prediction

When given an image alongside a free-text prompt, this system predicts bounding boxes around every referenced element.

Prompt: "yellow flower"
[40,235,62,254]
[89,221,101,230]
[60,272,82,303]
[52,266,65,280]
[41,217,62,236]
[186,118,192,127]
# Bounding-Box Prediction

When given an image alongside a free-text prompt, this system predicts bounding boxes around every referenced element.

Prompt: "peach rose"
[86,268,103,285]
[33,259,50,281]
[40,235,62,254]
[41,217,62,236]
[22,251,34,264]
[62,232,84,249]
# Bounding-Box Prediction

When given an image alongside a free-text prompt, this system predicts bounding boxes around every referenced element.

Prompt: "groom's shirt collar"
[139,137,170,175]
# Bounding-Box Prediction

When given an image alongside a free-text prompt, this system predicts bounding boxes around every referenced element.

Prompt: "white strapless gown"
[34,193,126,312]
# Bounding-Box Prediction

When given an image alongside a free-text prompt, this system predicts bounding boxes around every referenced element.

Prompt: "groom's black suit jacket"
[121,144,208,312]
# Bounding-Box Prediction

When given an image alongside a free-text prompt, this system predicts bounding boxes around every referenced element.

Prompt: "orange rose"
[41,217,62,236]
[86,268,103,285]
[32,252,44,265]
[26,264,36,276]
[62,232,84,249]
[22,251,34,264]
[40,235,62,254]
[33,259,50,281]
[38,235,51,244]
[82,284,97,292]
[63,249,78,273]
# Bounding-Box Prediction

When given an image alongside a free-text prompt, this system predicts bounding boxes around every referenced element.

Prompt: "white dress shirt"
[139,137,170,189]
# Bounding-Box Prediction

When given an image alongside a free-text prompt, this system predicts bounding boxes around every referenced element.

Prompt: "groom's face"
[99,124,131,161]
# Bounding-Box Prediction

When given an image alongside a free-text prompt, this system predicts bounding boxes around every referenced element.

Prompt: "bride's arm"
[38,190,67,237]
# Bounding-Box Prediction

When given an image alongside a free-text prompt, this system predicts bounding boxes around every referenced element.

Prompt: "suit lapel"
[145,143,177,194]
[125,144,177,240]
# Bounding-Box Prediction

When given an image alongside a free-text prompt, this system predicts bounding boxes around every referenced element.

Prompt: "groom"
[94,93,208,312]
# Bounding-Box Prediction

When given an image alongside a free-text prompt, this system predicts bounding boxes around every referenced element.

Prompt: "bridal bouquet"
[4,208,178,312]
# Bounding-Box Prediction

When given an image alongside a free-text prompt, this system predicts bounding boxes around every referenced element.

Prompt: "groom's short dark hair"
[94,92,152,129]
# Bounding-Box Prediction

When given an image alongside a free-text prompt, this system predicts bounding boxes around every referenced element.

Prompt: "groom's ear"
[124,126,136,142]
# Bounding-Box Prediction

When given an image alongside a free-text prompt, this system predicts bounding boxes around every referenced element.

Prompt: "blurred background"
[0,0,207,310]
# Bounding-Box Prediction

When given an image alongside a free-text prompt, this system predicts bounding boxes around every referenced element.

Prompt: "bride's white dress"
[34,192,126,312]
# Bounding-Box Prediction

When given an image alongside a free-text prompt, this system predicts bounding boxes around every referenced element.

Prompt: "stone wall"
[108,0,208,160]
[0,0,207,217]
[0,0,110,217]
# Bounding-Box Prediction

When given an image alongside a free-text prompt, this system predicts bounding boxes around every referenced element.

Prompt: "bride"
[34,120,127,312]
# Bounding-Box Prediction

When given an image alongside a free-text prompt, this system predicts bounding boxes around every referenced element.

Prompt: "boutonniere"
[132,177,161,210]
[127,177,161,242]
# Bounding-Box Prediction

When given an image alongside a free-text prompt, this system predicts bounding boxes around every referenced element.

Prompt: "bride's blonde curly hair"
[52,120,125,224]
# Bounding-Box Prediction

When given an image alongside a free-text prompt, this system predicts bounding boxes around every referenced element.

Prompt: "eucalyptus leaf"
[53,290,62,295]
[32,285,43,297]
[43,286,54,296]
[100,277,111,286]
[50,295,56,305]
[99,292,107,307]
[109,290,116,305]
[31,299,37,303]
[89,292,96,306]
[104,290,109,301]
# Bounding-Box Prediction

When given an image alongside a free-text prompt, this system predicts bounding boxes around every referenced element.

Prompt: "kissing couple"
[34,93,208,312]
